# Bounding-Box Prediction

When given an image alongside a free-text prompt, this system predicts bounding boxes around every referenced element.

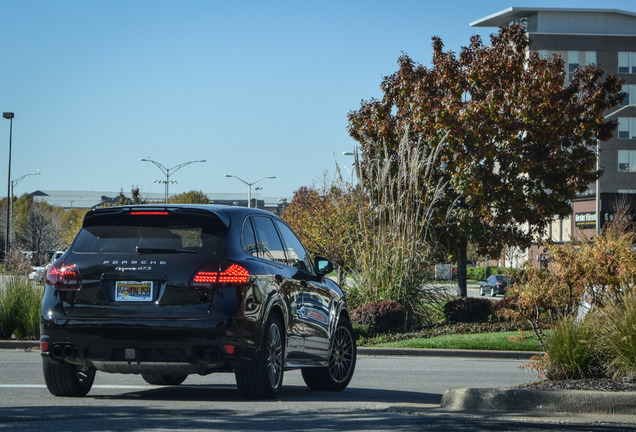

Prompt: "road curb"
[0,340,39,349]
[358,347,539,360]
[440,387,636,415]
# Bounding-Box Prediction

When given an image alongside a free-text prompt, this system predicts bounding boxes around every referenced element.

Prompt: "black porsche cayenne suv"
[40,204,356,399]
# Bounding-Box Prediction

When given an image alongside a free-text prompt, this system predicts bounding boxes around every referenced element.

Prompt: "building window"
[619,52,636,74]
[568,51,579,80]
[537,50,549,59]
[618,118,636,139]
[621,84,636,105]
[568,51,596,80]
[618,150,636,172]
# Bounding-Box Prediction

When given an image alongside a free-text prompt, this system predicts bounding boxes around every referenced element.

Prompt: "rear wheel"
[142,373,188,386]
[235,314,284,399]
[302,317,356,391]
[43,360,96,397]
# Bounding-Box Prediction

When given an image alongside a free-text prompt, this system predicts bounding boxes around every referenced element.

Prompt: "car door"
[273,219,335,362]
[247,215,306,358]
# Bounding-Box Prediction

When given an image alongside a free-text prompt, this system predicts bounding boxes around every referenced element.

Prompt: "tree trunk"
[457,236,468,297]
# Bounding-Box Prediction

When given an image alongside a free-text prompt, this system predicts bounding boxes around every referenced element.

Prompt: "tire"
[302,317,356,392]
[235,314,285,399]
[142,373,188,386]
[490,287,496,297]
[479,287,485,296]
[43,360,96,397]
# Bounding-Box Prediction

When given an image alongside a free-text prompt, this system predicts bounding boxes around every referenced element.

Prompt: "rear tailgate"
[58,207,230,320]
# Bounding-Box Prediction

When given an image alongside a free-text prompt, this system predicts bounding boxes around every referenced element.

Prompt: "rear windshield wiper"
[136,246,196,254]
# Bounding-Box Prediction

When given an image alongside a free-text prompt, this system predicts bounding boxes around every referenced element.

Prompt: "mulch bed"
[518,378,636,392]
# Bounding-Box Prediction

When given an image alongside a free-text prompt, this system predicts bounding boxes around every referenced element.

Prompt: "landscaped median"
[373,331,542,352]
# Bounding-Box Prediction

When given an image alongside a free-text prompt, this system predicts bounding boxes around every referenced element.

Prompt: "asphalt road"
[1,348,633,431]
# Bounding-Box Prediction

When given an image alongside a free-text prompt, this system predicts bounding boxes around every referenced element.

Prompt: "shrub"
[0,276,43,339]
[492,295,518,322]
[443,297,493,324]
[351,301,407,334]
[466,266,515,281]
[466,267,484,281]
[591,287,636,379]
[542,316,600,380]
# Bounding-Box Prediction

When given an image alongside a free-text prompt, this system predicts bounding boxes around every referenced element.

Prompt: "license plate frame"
[115,281,153,302]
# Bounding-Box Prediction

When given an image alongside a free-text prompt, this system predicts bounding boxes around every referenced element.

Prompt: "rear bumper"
[40,315,260,375]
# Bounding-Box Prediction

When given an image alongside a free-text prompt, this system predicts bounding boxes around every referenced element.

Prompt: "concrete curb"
[441,387,636,415]
[358,347,539,360]
[0,340,39,349]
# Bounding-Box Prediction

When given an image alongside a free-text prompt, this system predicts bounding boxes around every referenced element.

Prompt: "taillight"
[191,264,250,289]
[47,260,82,290]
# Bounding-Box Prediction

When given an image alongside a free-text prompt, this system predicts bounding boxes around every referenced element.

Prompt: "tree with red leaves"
[348,25,623,296]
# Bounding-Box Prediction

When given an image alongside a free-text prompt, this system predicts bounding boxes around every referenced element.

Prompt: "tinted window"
[274,220,313,273]
[251,216,287,263]
[241,217,258,256]
[72,212,227,255]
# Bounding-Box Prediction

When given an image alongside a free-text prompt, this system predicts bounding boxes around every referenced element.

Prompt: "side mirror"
[314,256,334,275]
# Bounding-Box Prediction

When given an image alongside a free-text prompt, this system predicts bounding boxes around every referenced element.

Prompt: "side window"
[275,220,314,274]
[251,216,287,264]
[241,217,258,257]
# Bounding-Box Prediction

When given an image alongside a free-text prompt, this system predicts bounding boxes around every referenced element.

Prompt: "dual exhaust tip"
[50,344,78,361]
[192,346,221,363]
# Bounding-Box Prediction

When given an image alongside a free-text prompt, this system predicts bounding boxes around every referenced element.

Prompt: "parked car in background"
[479,274,514,297]
[29,251,65,282]
[40,205,356,399]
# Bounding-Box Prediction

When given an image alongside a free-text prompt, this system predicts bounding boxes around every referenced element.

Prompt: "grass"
[374,331,543,351]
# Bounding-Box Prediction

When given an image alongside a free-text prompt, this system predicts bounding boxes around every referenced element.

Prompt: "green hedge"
[466,266,509,281]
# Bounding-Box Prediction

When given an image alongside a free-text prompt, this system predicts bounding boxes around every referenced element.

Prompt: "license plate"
[115,281,153,302]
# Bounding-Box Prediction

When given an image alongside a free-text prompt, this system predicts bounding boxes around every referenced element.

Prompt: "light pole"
[3,112,14,261]
[342,151,356,185]
[10,170,40,250]
[596,104,636,233]
[224,175,276,208]
[140,158,206,204]
[254,187,262,209]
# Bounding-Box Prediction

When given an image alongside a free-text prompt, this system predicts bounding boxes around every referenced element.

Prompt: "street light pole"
[10,170,40,251]
[224,175,276,208]
[342,151,356,185]
[3,112,14,261]
[140,158,206,204]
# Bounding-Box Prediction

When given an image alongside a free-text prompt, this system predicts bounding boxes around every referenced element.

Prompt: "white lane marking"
[0,384,148,389]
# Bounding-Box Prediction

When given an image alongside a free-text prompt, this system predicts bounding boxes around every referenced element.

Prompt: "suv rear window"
[72,211,227,255]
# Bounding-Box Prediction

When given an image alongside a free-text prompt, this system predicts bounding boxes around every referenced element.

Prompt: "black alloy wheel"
[302,317,356,391]
[235,314,284,399]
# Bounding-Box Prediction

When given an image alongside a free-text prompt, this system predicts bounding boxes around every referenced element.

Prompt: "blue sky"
[1,0,635,200]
